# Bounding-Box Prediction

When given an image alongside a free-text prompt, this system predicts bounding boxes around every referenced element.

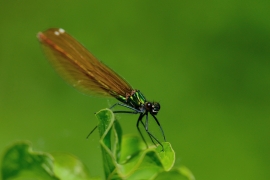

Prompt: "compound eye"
[155,103,160,110]
[145,102,153,112]
[151,102,160,115]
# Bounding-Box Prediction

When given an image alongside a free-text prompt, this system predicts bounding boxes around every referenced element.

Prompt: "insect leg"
[86,125,98,139]
[144,113,156,146]
[151,114,167,142]
[136,113,148,148]
[143,113,164,150]
[110,102,142,113]
[113,110,138,114]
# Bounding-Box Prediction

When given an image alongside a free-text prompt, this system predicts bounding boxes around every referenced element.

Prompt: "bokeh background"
[1,1,269,179]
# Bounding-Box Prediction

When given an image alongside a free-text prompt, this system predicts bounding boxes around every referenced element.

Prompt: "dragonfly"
[37,28,166,149]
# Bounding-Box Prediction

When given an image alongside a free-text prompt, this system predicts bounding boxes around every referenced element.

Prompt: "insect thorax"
[116,90,147,110]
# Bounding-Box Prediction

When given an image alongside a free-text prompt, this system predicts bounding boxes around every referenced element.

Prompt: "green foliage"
[1,141,58,180]
[96,109,179,179]
[1,142,95,180]
[1,109,194,180]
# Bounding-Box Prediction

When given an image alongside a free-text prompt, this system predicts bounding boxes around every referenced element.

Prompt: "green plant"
[1,109,194,180]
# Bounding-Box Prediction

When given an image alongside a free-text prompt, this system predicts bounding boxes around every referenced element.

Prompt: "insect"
[37,28,166,149]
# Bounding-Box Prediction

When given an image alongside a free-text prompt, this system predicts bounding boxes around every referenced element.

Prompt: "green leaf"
[1,141,58,180]
[51,152,94,180]
[1,109,194,180]
[95,109,120,178]
[95,109,185,180]
[155,142,175,171]
[153,166,195,180]
[1,142,98,180]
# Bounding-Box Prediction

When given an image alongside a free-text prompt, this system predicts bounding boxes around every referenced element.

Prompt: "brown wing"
[37,28,133,98]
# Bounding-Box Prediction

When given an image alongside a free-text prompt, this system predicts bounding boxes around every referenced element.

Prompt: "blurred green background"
[1,1,269,179]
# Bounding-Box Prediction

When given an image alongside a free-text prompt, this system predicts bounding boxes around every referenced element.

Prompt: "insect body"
[37,28,166,149]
